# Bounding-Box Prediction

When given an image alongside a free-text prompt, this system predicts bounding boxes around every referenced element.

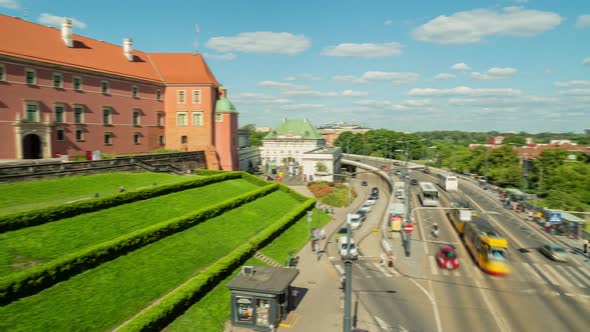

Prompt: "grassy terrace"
[0,179,260,277]
[166,210,331,332]
[0,191,303,332]
[0,173,192,216]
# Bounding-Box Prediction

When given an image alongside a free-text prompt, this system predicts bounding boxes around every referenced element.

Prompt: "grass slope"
[0,179,259,277]
[0,191,301,332]
[0,173,191,216]
[165,209,331,331]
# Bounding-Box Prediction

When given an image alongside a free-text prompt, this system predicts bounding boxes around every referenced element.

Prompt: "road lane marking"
[546,265,573,287]
[375,316,393,331]
[534,263,560,285]
[453,269,462,277]
[520,262,546,284]
[334,264,344,275]
[410,278,443,332]
[567,266,590,287]
[579,266,590,279]
[441,268,449,276]
[555,265,584,288]
[429,256,439,275]
[372,262,392,277]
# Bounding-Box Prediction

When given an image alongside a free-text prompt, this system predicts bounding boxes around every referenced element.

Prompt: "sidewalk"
[277,185,376,332]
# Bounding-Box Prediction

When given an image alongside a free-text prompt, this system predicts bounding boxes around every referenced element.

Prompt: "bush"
[307,181,334,199]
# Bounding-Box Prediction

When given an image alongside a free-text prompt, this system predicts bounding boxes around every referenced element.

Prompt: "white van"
[338,237,358,260]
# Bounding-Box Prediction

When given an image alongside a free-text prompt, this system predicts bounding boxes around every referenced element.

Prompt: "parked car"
[371,187,379,194]
[361,181,368,186]
[437,245,459,270]
[370,192,379,200]
[538,243,568,262]
[355,209,367,222]
[348,214,362,230]
[338,237,358,260]
[410,178,418,186]
[358,203,373,213]
[365,198,377,206]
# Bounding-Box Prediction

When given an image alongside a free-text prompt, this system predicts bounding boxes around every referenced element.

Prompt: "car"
[370,193,379,200]
[410,178,418,186]
[437,245,459,270]
[348,214,362,230]
[394,170,401,175]
[538,243,568,262]
[371,186,379,194]
[336,227,350,239]
[361,181,368,186]
[355,209,367,222]
[422,167,431,174]
[365,198,377,206]
[379,165,388,170]
[358,203,373,213]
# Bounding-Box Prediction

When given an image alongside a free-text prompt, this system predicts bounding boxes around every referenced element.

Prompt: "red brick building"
[0,15,238,170]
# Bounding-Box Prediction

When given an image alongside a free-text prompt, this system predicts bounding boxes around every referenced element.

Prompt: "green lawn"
[165,209,331,331]
[0,191,302,332]
[0,173,193,215]
[0,179,260,277]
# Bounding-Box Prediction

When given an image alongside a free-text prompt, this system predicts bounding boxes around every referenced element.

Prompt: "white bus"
[418,181,439,207]
[437,172,458,192]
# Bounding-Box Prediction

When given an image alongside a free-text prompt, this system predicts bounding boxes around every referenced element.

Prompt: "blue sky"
[2,0,589,133]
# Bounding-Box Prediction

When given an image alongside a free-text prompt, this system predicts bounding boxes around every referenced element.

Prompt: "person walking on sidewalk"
[583,238,589,254]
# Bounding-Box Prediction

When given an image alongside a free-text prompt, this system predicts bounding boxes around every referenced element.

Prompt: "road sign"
[403,224,414,233]
[549,212,562,224]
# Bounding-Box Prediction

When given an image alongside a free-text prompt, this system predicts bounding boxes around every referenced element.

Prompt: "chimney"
[123,38,134,61]
[61,18,73,47]
[218,86,227,98]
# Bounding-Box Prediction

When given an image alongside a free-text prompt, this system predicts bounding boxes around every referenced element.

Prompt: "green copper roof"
[264,119,324,140]
[216,97,237,113]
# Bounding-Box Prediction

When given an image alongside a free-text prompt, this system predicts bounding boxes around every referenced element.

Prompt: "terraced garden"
[0,171,326,331]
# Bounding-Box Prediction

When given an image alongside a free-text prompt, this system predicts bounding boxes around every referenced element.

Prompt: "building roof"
[215,87,237,113]
[227,266,299,294]
[0,15,219,86]
[264,119,324,140]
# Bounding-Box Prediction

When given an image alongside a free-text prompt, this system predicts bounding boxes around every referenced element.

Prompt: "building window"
[156,112,165,126]
[156,89,162,100]
[192,90,201,104]
[132,85,139,98]
[104,132,113,145]
[0,63,5,81]
[192,111,203,126]
[74,105,84,124]
[102,107,112,125]
[73,76,82,90]
[215,113,223,122]
[159,135,165,145]
[56,128,65,141]
[24,102,39,122]
[53,73,63,88]
[75,128,84,141]
[133,132,141,144]
[181,135,188,144]
[25,68,36,85]
[176,112,187,126]
[55,104,65,123]
[132,109,141,126]
[177,90,186,104]
[101,80,109,94]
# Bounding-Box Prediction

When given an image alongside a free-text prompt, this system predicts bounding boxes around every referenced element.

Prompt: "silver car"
[538,243,568,262]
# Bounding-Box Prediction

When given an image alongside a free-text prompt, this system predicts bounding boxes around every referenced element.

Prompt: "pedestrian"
[545,221,551,233]
[340,274,345,289]
[583,238,589,254]
[527,211,533,222]
[380,253,387,266]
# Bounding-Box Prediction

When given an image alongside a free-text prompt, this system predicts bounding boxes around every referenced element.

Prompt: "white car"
[365,198,377,206]
[359,203,373,213]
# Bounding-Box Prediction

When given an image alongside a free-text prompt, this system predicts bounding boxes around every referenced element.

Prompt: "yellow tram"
[462,216,511,276]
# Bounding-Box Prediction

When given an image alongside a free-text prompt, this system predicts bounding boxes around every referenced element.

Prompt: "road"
[326,165,590,331]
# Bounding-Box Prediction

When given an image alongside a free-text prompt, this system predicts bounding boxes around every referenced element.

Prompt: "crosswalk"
[424,255,590,289]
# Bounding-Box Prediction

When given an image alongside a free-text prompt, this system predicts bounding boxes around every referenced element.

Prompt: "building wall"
[302,152,337,182]
[215,112,238,170]
[261,139,321,167]
[163,85,217,152]
[0,59,165,159]
[238,147,261,172]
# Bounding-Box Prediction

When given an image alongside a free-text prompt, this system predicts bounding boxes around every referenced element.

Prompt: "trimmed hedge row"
[118,198,316,332]
[0,172,245,233]
[0,183,281,305]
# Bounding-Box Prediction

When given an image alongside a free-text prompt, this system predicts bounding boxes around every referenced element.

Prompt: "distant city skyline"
[1,0,589,132]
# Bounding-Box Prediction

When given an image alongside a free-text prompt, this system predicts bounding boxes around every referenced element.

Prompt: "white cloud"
[278,104,325,110]
[257,81,309,90]
[554,80,590,87]
[341,90,369,97]
[434,73,456,80]
[470,67,517,80]
[203,53,236,61]
[576,15,590,28]
[232,92,293,105]
[449,95,559,106]
[206,32,310,55]
[451,63,471,71]
[413,7,562,44]
[38,13,87,29]
[384,19,393,26]
[0,0,18,9]
[408,86,523,97]
[583,58,590,65]
[298,73,322,81]
[333,71,419,85]
[560,89,590,95]
[283,90,368,97]
[321,42,403,58]
[402,99,432,106]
